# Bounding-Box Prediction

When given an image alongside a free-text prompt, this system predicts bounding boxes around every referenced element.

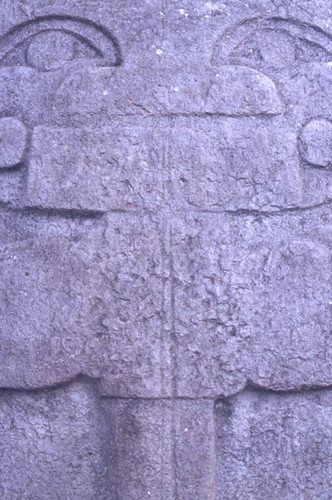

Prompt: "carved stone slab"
[0,0,331,498]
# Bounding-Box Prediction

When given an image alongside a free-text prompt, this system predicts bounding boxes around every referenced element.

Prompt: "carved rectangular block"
[0,379,109,499]
[216,388,332,499]
[0,212,171,397]
[0,1,331,498]
[26,119,164,212]
[106,399,174,500]
[173,400,215,499]
[172,207,332,397]
[106,399,215,500]
[168,117,304,212]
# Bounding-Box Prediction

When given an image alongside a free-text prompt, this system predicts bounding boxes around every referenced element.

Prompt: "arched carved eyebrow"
[0,15,122,67]
[212,17,332,68]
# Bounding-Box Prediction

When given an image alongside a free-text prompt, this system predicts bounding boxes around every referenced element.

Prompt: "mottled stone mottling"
[0,0,331,498]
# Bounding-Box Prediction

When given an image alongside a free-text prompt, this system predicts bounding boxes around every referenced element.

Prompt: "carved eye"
[0,15,121,71]
[213,18,332,71]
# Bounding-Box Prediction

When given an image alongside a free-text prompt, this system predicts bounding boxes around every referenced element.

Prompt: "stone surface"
[26,121,164,212]
[0,117,26,168]
[168,116,302,212]
[0,211,171,397]
[0,378,110,499]
[204,66,282,116]
[0,0,331,498]
[172,207,332,397]
[299,118,332,168]
[106,399,215,500]
[216,387,332,500]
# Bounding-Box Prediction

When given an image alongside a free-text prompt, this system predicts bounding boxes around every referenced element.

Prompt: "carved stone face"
[0,13,331,398]
[0,4,331,499]
[169,17,332,396]
[0,16,162,395]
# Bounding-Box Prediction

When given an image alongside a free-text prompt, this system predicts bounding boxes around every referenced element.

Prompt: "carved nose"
[0,117,27,168]
[299,118,332,168]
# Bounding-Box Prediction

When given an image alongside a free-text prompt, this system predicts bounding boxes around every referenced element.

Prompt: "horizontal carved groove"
[0,374,103,396]
[215,379,332,404]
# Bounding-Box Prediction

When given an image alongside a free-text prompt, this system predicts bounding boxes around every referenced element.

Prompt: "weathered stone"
[168,116,302,212]
[106,399,173,499]
[0,378,110,500]
[0,0,330,497]
[27,30,80,71]
[204,66,282,116]
[0,117,26,168]
[106,398,215,500]
[172,400,215,499]
[216,388,332,500]
[26,120,164,212]
[212,17,332,72]
[299,118,332,168]
[0,211,171,397]
[172,207,332,396]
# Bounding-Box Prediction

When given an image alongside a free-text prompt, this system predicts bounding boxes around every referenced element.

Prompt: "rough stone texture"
[0,378,110,499]
[216,388,332,500]
[0,117,26,168]
[103,398,215,500]
[168,117,302,211]
[0,0,331,498]
[299,118,332,168]
[26,121,164,212]
[172,206,332,397]
[0,211,171,397]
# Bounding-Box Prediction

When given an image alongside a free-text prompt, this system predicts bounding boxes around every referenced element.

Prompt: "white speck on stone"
[205,14,210,18]
[216,73,220,77]
[184,427,188,432]
[185,12,189,17]
[103,90,108,96]
[205,1,218,10]
[173,86,180,92]
[327,61,332,66]
[179,9,185,15]
[156,49,163,55]
[160,12,164,17]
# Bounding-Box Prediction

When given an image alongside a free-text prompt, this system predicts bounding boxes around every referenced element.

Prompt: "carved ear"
[212,17,332,71]
[0,15,122,71]
[0,117,27,169]
[299,118,332,168]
